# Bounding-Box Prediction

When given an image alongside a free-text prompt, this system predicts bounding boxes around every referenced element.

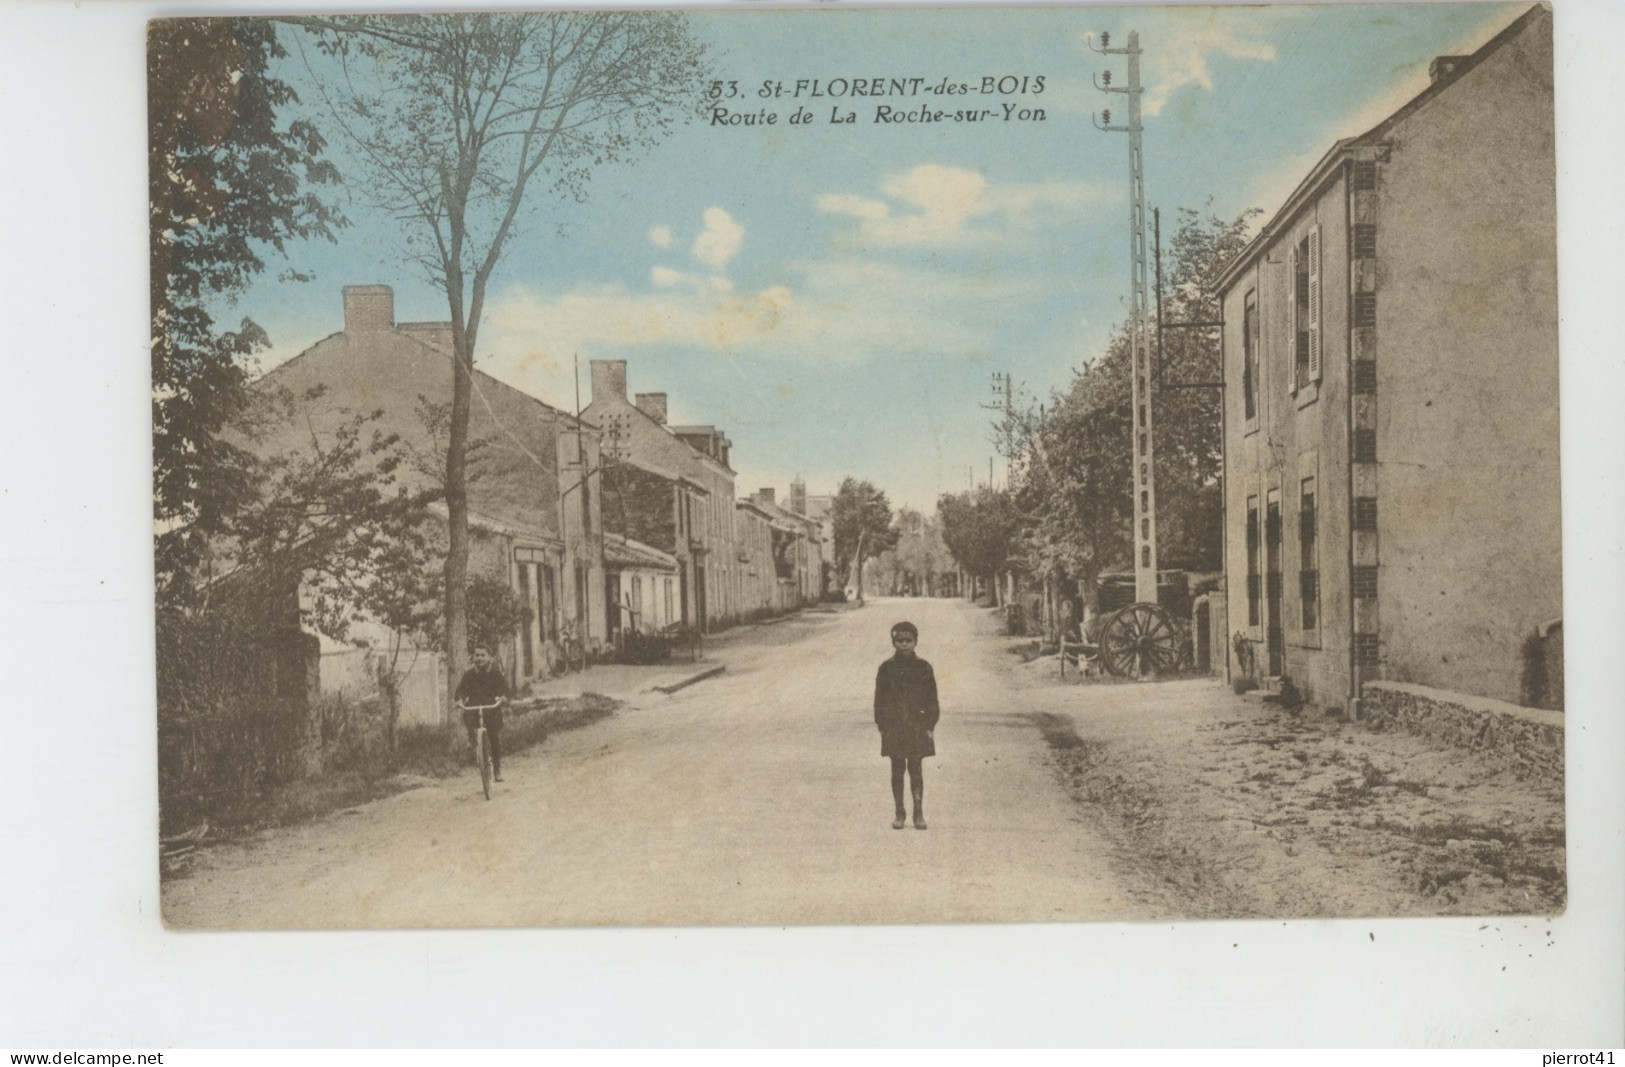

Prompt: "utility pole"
[981,371,1015,488]
[1093,28,1159,605]
[572,354,592,646]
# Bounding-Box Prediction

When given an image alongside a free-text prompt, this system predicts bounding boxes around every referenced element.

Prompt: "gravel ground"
[1012,655,1566,919]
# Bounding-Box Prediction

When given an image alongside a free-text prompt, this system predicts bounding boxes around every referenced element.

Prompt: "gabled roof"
[586,394,734,478]
[1215,4,1550,294]
[259,323,591,430]
[604,532,678,572]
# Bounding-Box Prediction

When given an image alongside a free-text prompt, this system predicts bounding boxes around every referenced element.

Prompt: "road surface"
[164,598,1146,928]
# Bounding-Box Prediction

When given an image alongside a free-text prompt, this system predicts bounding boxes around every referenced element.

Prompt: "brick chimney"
[1428,55,1468,84]
[635,392,668,424]
[790,478,807,515]
[343,285,394,332]
[590,359,628,403]
[759,488,776,506]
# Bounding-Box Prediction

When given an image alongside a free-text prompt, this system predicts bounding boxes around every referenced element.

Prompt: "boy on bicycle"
[456,642,509,782]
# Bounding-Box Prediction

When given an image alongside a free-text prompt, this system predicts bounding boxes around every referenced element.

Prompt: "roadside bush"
[156,608,315,836]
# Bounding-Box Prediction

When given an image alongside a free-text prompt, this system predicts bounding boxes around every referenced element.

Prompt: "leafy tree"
[225,391,436,636]
[299,11,708,692]
[830,478,900,604]
[937,487,1024,603]
[351,522,442,750]
[150,18,344,607]
[1009,204,1258,601]
[872,508,953,596]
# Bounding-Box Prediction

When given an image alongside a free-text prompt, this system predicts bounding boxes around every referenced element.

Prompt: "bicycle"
[557,622,587,674]
[458,699,503,800]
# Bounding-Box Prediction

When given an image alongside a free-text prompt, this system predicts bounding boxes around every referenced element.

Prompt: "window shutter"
[1286,246,1298,395]
[1307,226,1323,381]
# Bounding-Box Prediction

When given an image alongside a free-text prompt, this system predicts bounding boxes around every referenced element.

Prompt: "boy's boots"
[911,784,927,830]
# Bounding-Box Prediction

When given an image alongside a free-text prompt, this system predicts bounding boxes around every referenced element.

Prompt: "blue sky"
[232,2,1527,512]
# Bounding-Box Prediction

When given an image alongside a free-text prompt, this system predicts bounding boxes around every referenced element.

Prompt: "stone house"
[249,285,607,724]
[603,532,680,640]
[1215,6,1559,711]
[744,487,825,611]
[733,497,784,619]
[796,484,836,596]
[585,360,739,632]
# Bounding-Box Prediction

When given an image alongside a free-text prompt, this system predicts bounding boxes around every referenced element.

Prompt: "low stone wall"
[1361,681,1563,780]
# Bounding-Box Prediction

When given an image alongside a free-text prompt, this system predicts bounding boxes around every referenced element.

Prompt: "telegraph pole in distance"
[981,371,1014,489]
[1092,28,1159,605]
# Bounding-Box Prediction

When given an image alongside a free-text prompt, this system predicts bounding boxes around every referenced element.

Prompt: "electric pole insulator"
[1095,29,1159,605]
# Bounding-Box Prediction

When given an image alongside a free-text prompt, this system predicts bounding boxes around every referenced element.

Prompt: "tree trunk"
[853,528,867,605]
[444,338,473,709]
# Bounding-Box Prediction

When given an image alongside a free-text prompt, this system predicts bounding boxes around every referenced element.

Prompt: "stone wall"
[1361,680,1562,781]
[602,463,677,554]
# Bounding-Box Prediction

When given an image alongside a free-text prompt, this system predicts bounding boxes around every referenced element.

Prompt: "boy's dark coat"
[874,653,940,759]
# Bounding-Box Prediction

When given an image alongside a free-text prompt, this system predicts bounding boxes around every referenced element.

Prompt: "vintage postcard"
[151,2,1563,930]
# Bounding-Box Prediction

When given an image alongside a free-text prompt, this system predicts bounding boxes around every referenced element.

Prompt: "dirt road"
[164,598,1145,928]
[164,596,1563,928]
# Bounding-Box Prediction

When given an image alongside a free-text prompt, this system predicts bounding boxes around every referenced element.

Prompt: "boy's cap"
[891,621,918,639]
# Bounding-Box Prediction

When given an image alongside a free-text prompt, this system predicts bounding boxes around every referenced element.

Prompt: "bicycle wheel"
[477,727,492,800]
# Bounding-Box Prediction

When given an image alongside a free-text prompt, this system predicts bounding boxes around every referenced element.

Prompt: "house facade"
[1216,6,1559,710]
[603,532,680,640]
[586,360,740,632]
[251,285,607,722]
[738,488,826,616]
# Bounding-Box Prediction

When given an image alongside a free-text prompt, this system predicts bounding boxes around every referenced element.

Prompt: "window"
[1289,227,1322,393]
[519,565,535,676]
[1246,498,1261,626]
[1265,496,1284,676]
[1243,293,1259,421]
[1299,478,1318,630]
[1353,497,1378,532]
[1354,429,1378,464]
[1352,565,1378,599]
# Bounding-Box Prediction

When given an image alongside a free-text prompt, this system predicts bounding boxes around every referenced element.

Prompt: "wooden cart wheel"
[1099,602,1185,677]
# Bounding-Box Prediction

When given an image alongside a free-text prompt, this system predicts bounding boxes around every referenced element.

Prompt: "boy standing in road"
[456,642,509,782]
[874,621,940,830]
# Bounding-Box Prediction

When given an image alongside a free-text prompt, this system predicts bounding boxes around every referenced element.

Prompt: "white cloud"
[648,225,673,248]
[691,207,744,269]
[651,265,689,287]
[652,265,735,293]
[475,250,1046,409]
[818,164,1098,246]
[1145,19,1278,117]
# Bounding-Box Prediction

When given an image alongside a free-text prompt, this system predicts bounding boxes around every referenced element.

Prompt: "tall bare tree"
[301,13,707,688]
